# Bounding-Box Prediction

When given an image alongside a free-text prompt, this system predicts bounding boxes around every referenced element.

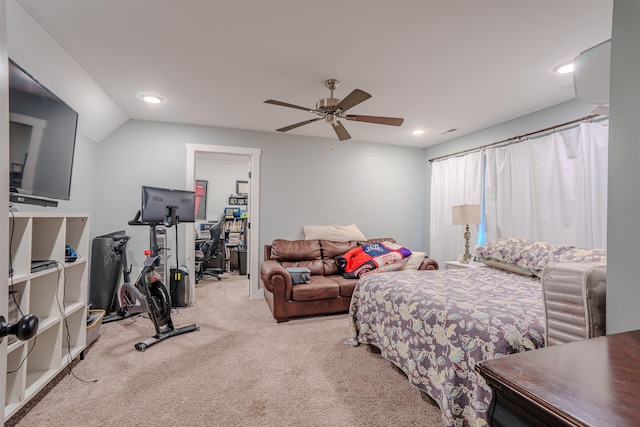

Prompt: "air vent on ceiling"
[438,128,458,135]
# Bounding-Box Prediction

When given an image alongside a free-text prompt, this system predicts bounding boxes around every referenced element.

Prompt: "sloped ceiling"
[14,0,613,147]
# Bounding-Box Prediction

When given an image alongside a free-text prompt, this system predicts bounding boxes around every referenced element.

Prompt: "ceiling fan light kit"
[264,79,404,141]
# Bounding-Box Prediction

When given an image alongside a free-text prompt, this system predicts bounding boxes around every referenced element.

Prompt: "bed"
[346,238,607,426]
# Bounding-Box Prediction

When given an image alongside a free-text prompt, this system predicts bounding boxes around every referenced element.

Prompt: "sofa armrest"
[260,260,293,300]
[418,257,439,270]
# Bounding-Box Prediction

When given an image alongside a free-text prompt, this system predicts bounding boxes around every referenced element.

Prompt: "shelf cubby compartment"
[31,216,65,263]
[65,216,89,261]
[24,323,62,395]
[62,261,87,307]
[8,215,31,279]
[29,272,62,330]
[61,307,87,361]
[7,280,29,349]
[5,344,27,411]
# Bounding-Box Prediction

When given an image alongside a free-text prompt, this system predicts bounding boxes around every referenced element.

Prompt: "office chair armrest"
[196,241,210,252]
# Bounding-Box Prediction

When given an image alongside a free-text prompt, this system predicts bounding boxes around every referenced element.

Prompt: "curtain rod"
[428,113,602,163]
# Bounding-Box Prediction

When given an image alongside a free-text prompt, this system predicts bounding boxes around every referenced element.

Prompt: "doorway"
[185,144,261,300]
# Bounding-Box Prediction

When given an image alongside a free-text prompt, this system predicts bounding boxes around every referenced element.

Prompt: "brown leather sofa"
[260,238,439,322]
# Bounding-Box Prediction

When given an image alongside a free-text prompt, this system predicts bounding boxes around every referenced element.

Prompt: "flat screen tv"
[8,58,79,205]
[141,186,196,226]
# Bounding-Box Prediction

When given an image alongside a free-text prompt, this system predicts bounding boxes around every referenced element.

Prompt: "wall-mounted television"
[141,186,196,226]
[8,58,79,206]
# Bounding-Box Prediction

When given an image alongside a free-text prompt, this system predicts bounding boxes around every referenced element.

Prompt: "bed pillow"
[402,251,426,270]
[551,247,607,264]
[475,238,530,265]
[476,238,606,277]
[481,258,534,276]
[517,240,566,273]
[303,224,367,242]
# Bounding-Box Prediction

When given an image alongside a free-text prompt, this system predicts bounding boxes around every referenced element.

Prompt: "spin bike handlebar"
[122,210,168,259]
[127,210,178,228]
[128,210,143,226]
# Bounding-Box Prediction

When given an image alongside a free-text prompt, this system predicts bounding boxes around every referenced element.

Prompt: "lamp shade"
[451,204,481,225]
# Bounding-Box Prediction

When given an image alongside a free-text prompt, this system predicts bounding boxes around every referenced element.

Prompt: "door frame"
[185,143,261,300]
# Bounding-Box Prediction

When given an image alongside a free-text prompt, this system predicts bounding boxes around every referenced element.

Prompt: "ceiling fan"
[264,79,404,141]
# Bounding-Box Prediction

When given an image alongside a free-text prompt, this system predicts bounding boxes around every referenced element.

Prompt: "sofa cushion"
[281,260,325,276]
[271,239,321,261]
[271,239,325,275]
[320,240,359,275]
[291,276,340,301]
[326,275,359,297]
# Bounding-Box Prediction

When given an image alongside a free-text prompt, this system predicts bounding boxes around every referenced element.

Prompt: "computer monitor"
[140,186,196,226]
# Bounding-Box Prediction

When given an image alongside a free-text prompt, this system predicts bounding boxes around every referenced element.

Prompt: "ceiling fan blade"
[332,120,351,141]
[345,115,404,126]
[264,99,314,112]
[335,89,371,112]
[276,117,322,132]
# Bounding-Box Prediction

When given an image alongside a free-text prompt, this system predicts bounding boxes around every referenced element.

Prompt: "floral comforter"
[347,267,545,426]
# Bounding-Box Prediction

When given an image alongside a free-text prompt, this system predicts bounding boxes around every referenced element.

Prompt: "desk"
[476,330,640,426]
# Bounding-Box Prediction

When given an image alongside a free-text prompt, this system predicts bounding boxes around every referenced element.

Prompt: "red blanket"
[336,241,412,278]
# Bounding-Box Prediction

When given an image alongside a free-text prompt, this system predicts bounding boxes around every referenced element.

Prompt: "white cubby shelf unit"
[5,213,89,422]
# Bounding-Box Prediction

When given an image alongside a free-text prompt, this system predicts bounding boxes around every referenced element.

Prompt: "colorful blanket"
[335,241,411,278]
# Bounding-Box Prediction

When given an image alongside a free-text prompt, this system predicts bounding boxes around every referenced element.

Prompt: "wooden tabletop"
[477,330,640,426]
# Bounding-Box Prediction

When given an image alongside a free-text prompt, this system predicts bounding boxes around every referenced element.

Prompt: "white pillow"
[402,251,426,270]
[303,224,367,241]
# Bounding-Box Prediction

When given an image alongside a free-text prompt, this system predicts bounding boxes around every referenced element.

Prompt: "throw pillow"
[402,251,427,270]
[303,224,367,242]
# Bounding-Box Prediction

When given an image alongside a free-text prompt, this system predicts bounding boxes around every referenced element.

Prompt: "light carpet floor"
[7,273,444,426]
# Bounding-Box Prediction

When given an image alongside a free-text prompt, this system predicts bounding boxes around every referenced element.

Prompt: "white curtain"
[483,121,608,248]
[429,152,482,264]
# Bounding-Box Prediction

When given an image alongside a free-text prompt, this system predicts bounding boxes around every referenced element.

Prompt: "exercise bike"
[104,210,198,351]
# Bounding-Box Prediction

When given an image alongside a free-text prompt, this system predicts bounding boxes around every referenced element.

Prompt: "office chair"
[195,220,224,283]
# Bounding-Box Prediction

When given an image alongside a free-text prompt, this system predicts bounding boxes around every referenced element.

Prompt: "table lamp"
[451,204,481,263]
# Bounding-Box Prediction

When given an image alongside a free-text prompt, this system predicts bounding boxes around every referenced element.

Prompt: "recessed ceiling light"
[140,93,164,104]
[410,128,427,135]
[553,61,574,74]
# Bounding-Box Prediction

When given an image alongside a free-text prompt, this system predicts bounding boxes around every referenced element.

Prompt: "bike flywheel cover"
[149,281,172,326]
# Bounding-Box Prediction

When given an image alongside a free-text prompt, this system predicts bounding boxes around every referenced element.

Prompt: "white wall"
[92,120,427,266]
[195,157,247,222]
[607,0,640,333]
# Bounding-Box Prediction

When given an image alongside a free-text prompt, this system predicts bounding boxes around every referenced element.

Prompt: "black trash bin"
[236,249,247,276]
[170,266,190,307]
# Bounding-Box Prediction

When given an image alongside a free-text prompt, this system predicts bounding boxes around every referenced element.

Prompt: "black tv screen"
[141,186,196,225]
[8,58,79,201]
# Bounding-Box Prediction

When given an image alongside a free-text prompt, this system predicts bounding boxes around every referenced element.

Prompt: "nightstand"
[445,260,485,270]
[477,331,640,426]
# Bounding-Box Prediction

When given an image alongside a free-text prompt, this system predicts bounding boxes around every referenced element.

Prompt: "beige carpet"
[8,273,444,427]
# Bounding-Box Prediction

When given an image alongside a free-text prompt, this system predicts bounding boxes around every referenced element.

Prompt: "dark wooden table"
[476,330,640,426]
